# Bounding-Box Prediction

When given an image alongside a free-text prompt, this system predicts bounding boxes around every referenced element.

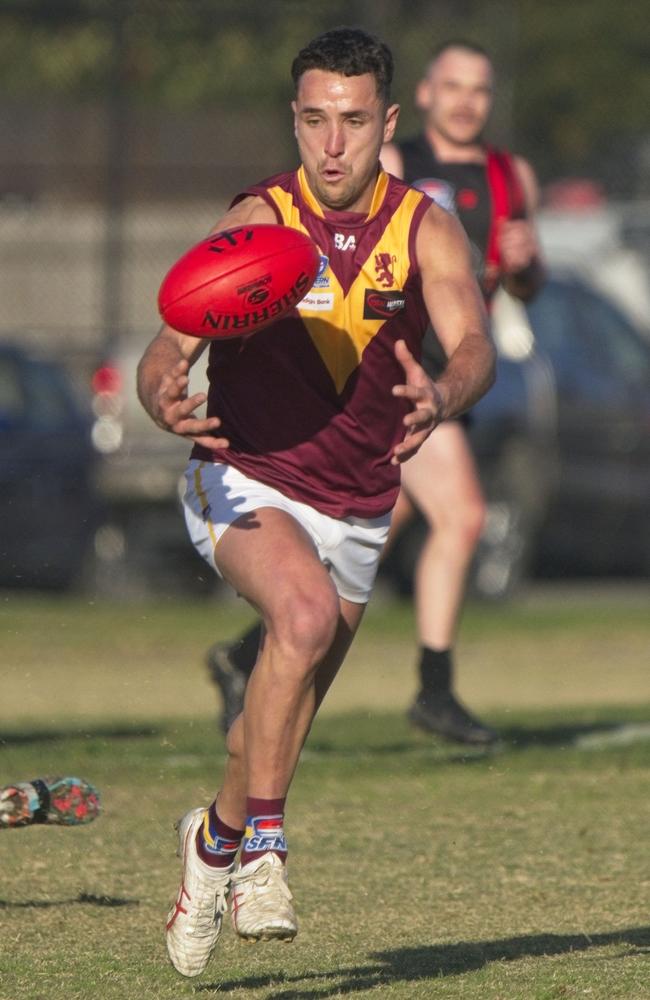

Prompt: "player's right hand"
[498,218,539,274]
[155,359,230,450]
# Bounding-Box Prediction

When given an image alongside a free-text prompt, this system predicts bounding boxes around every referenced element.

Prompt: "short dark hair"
[427,39,491,69]
[291,27,394,105]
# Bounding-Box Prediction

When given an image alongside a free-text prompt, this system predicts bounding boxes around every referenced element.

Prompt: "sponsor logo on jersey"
[244,815,287,853]
[363,289,406,320]
[297,291,334,312]
[413,177,457,213]
[374,252,397,288]
[313,254,330,288]
[334,233,356,251]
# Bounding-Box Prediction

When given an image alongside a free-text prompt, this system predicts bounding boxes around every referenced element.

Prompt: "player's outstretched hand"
[155,359,230,450]
[391,339,445,465]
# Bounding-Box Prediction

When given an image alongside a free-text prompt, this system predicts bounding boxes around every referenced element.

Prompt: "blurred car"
[518,274,650,578]
[383,274,650,598]
[88,333,213,596]
[0,342,101,589]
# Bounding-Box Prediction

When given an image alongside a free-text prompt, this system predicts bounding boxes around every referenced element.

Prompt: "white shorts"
[183,459,391,604]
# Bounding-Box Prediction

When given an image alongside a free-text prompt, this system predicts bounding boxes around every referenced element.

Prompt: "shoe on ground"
[408,692,499,746]
[231,853,298,942]
[0,777,100,828]
[165,807,233,977]
[0,784,36,827]
[206,642,247,733]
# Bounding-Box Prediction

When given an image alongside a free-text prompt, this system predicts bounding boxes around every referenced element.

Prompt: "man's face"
[292,69,399,213]
[417,48,493,147]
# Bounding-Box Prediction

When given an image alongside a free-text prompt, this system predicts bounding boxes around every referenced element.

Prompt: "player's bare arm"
[207,193,278,233]
[418,204,496,412]
[499,155,546,300]
[137,195,277,449]
[391,206,495,464]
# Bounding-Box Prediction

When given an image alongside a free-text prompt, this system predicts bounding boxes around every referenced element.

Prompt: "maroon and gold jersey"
[191,167,431,518]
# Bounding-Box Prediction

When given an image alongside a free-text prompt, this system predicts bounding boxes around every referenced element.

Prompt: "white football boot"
[231,852,298,941]
[165,807,234,977]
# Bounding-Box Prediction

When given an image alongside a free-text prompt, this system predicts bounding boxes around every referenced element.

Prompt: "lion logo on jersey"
[374,252,396,288]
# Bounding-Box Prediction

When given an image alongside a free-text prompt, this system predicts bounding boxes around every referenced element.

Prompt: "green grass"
[1,590,649,998]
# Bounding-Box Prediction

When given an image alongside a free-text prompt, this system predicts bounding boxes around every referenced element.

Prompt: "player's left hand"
[498,219,538,274]
[391,339,445,464]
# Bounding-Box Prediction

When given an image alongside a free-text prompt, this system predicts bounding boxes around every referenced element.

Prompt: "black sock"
[418,647,453,699]
[229,622,263,678]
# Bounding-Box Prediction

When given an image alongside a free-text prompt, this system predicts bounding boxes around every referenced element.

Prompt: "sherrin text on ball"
[158,224,320,339]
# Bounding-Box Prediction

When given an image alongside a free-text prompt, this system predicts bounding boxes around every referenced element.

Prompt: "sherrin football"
[158,224,320,338]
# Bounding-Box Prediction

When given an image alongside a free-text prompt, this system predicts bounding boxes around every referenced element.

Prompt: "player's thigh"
[400,420,484,527]
[215,505,339,631]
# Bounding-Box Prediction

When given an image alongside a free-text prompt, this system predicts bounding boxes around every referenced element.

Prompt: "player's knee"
[463,495,487,547]
[271,588,339,669]
[432,495,486,556]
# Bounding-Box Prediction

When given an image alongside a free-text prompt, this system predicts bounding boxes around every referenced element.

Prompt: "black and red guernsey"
[398,134,526,300]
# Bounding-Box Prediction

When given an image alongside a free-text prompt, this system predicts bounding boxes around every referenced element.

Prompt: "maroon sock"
[195,800,244,869]
[240,796,287,865]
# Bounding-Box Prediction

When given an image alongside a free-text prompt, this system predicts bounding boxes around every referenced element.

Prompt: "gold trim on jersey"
[296,165,325,218]
[294,165,390,222]
[265,182,312,232]
[264,174,426,393]
[263,167,394,241]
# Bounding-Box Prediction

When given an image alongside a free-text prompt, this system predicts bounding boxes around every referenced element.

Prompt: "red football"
[158,224,320,338]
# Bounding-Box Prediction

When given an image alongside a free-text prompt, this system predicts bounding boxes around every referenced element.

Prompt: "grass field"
[1,588,649,999]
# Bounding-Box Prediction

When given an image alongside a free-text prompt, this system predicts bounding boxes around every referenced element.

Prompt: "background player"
[380,40,545,745]
[209,39,544,747]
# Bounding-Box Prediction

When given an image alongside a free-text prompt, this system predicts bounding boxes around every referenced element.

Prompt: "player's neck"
[300,163,384,219]
[424,127,486,165]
